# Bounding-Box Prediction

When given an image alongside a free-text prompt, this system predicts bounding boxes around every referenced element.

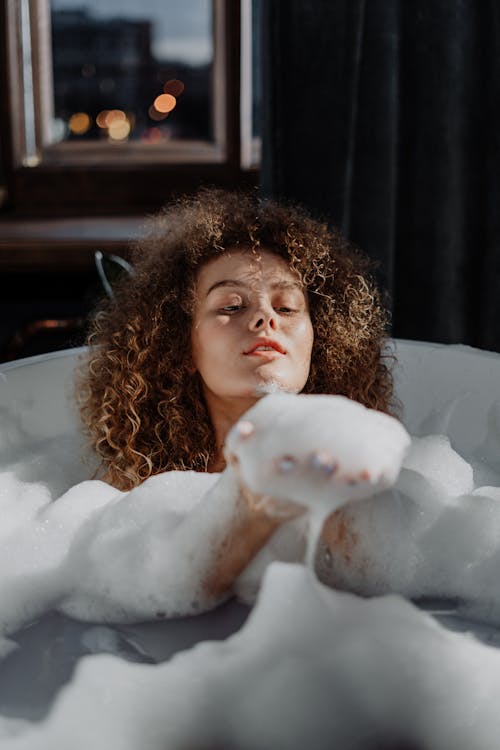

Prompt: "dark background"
[1,0,499,361]
[261,0,500,352]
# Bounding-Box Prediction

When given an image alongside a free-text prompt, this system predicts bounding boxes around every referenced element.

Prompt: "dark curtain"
[261,0,500,351]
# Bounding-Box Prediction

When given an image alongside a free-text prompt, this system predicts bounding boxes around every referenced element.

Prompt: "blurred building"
[51,8,211,142]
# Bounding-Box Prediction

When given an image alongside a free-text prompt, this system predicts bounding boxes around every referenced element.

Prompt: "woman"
[78,187,399,604]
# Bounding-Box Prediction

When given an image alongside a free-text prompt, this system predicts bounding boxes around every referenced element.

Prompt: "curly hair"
[78,187,394,490]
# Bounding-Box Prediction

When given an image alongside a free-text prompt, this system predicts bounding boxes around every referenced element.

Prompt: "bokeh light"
[108,118,131,141]
[164,79,184,97]
[68,112,91,135]
[96,110,110,128]
[148,105,168,122]
[153,94,176,113]
[105,109,126,127]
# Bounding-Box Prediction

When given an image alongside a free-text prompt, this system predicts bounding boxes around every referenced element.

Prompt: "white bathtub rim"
[2,338,500,375]
[0,346,88,374]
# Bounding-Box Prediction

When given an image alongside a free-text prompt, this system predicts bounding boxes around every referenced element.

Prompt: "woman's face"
[191,249,314,403]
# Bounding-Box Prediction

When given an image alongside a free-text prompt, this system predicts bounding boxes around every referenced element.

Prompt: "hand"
[225,393,410,514]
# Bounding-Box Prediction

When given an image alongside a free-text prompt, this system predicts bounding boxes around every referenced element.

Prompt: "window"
[0,0,259,214]
[49,1,213,147]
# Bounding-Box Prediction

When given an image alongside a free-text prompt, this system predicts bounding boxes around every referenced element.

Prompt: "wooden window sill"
[0,216,147,271]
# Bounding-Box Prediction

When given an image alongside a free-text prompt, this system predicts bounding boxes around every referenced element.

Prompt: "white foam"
[226,393,411,509]
[313,462,500,622]
[0,469,241,637]
[2,390,500,747]
[403,434,473,496]
[4,564,500,750]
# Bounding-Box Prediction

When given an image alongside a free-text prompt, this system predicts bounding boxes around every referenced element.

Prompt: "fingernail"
[236,420,254,438]
[310,451,338,476]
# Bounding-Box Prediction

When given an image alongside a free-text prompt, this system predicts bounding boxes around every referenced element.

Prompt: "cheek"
[295,317,314,358]
[295,320,314,386]
[191,318,235,375]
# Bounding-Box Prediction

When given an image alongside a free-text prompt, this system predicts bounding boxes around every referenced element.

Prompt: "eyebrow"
[206,279,303,296]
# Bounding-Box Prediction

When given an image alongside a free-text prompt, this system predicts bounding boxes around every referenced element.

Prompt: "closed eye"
[220,305,243,313]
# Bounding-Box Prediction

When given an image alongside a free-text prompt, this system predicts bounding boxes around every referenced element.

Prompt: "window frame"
[0,0,258,216]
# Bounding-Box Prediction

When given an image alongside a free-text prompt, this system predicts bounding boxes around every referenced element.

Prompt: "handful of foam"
[226,393,411,509]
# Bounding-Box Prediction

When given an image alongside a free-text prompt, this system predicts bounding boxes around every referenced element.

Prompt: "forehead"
[196,248,301,294]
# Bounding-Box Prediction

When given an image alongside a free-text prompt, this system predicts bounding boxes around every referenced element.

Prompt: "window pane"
[49,0,213,144]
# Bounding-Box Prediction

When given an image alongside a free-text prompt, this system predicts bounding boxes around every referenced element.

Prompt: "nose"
[248,301,276,331]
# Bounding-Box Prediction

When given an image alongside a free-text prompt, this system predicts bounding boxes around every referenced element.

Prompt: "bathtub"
[1,339,500,723]
[1,339,500,461]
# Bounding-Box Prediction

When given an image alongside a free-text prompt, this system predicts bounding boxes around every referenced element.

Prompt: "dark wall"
[0,270,101,362]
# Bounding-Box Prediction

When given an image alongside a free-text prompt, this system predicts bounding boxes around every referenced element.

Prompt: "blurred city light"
[96,110,110,128]
[153,93,176,113]
[50,7,213,145]
[148,105,168,122]
[68,112,92,135]
[108,118,131,140]
[104,109,126,127]
[164,79,184,96]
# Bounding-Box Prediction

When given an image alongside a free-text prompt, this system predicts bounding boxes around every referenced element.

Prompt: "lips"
[244,338,286,355]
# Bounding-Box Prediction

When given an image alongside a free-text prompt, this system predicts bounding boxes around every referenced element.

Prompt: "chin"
[252,376,301,397]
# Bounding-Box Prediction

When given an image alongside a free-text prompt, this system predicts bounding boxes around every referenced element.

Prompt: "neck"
[203,389,258,471]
